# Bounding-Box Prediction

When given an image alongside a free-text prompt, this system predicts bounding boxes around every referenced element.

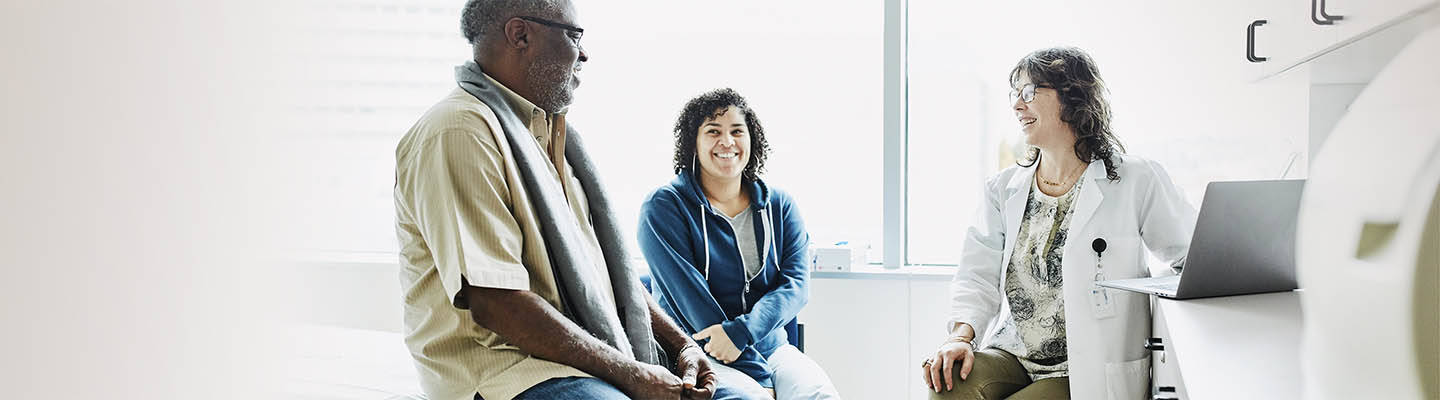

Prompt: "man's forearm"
[465,286,638,383]
[646,295,695,355]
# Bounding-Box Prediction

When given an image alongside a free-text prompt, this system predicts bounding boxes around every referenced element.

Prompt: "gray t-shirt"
[722,206,763,279]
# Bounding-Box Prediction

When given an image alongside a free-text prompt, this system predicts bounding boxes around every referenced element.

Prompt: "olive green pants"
[929,348,1070,400]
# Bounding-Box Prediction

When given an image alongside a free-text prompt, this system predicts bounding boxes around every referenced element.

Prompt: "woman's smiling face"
[1012,72,1072,149]
[694,105,751,182]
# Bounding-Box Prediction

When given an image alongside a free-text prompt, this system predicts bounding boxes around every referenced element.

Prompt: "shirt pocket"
[476,336,523,352]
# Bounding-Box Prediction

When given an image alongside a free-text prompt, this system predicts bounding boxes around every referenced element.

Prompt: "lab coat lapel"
[1067,160,1107,237]
[986,167,1031,341]
[1001,167,1033,260]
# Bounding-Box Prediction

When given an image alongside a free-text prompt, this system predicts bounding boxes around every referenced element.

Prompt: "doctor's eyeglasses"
[1009,83,1054,104]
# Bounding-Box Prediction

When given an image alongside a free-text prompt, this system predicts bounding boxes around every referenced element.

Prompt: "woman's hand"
[692,324,742,363]
[922,340,976,393]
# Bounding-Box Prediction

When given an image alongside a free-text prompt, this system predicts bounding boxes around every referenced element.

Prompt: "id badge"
[1091,268,1117,319]
[1091,285,1117,319]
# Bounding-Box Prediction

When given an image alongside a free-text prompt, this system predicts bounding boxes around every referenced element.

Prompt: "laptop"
[1097,179,1305,299]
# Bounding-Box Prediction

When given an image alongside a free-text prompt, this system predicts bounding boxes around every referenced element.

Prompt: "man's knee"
[511,377,630,400]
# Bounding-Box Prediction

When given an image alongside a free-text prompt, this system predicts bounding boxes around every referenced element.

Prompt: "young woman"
[638,88,839,400]
[921,47,1199,399]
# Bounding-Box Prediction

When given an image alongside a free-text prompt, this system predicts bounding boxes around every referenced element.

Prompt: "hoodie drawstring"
[700,203,711,280]
[764,207,779,272]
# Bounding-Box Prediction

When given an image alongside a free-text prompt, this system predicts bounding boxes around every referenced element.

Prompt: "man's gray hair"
[460,0,564,45]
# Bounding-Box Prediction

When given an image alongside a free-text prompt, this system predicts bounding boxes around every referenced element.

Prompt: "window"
[905,5,990,265]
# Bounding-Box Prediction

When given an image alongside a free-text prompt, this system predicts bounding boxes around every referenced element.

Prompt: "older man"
[393,1,721,399]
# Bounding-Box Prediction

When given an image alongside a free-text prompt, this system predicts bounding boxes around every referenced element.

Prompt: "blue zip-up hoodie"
[637,170,811,387]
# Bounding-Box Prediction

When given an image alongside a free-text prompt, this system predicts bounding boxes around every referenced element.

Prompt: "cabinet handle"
[1145,337,1165,351]
[1246,20,1268,63]
[1312,0,1345,25]
[1158,386,1177,392]
[1153,397,1180,400]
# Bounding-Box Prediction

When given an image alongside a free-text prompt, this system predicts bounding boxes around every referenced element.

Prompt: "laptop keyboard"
[1143,276,1182,291]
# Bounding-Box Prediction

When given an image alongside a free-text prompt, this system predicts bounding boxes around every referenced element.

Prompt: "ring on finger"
[921,358,933,368]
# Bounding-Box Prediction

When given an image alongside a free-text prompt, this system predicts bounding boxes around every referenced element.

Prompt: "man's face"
[523,1,587,113]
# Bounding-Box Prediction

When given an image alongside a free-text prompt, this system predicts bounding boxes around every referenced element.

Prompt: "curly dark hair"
[670,88,770,180]
[1011,46,1127,181]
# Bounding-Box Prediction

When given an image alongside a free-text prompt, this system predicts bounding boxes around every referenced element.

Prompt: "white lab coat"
[948,154,1198,400]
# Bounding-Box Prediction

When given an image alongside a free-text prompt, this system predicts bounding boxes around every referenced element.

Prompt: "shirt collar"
[480,72,568,140]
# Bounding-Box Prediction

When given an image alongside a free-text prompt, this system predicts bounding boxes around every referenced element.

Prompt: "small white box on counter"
[812,247,862,272]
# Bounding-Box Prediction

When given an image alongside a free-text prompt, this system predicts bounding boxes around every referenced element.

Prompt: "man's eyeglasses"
[1009,83,1054,104]
[517,16,584,44]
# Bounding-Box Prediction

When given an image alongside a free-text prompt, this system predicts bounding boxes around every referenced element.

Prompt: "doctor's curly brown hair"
[1011,46,1127,181]
[670,88,770,180]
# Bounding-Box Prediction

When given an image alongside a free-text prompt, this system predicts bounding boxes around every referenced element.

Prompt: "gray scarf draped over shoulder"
[455,61,661,365]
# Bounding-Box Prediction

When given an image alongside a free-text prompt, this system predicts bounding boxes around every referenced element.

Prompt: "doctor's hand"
[692,324,742,363]
[922,340,975,393]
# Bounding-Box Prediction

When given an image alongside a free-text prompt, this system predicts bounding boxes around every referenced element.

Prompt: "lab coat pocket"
[1104,357,1150,400]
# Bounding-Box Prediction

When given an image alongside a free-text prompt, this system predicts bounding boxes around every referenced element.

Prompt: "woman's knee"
[1006,377,1069,400]
[770,346,839,399]
[711,361,773,400]
[714,385,772,400]
[928,349,1030,400]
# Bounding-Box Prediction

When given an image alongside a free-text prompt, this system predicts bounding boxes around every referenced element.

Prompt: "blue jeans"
[710,344,841,400]
[475,377,627,400]
[478,375,766,400]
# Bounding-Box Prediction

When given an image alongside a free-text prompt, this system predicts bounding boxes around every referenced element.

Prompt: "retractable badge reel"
[1090,238,1117,319]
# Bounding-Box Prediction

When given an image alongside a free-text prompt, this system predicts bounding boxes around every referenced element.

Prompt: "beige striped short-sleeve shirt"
[393,73,615,400]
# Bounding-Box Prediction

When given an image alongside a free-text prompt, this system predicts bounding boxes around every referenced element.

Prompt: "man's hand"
[616,362,684,400]
[691,324,742,363]
[643,287,717,399]
[675,344,717,399]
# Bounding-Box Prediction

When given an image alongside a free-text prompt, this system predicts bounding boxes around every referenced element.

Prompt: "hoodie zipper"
[708,205,765,313]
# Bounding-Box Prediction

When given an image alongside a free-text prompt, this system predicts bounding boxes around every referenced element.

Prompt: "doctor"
[920,47,1198,400]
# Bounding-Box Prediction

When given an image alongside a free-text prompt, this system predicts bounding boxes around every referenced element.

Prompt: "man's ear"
[502,18,530,51]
